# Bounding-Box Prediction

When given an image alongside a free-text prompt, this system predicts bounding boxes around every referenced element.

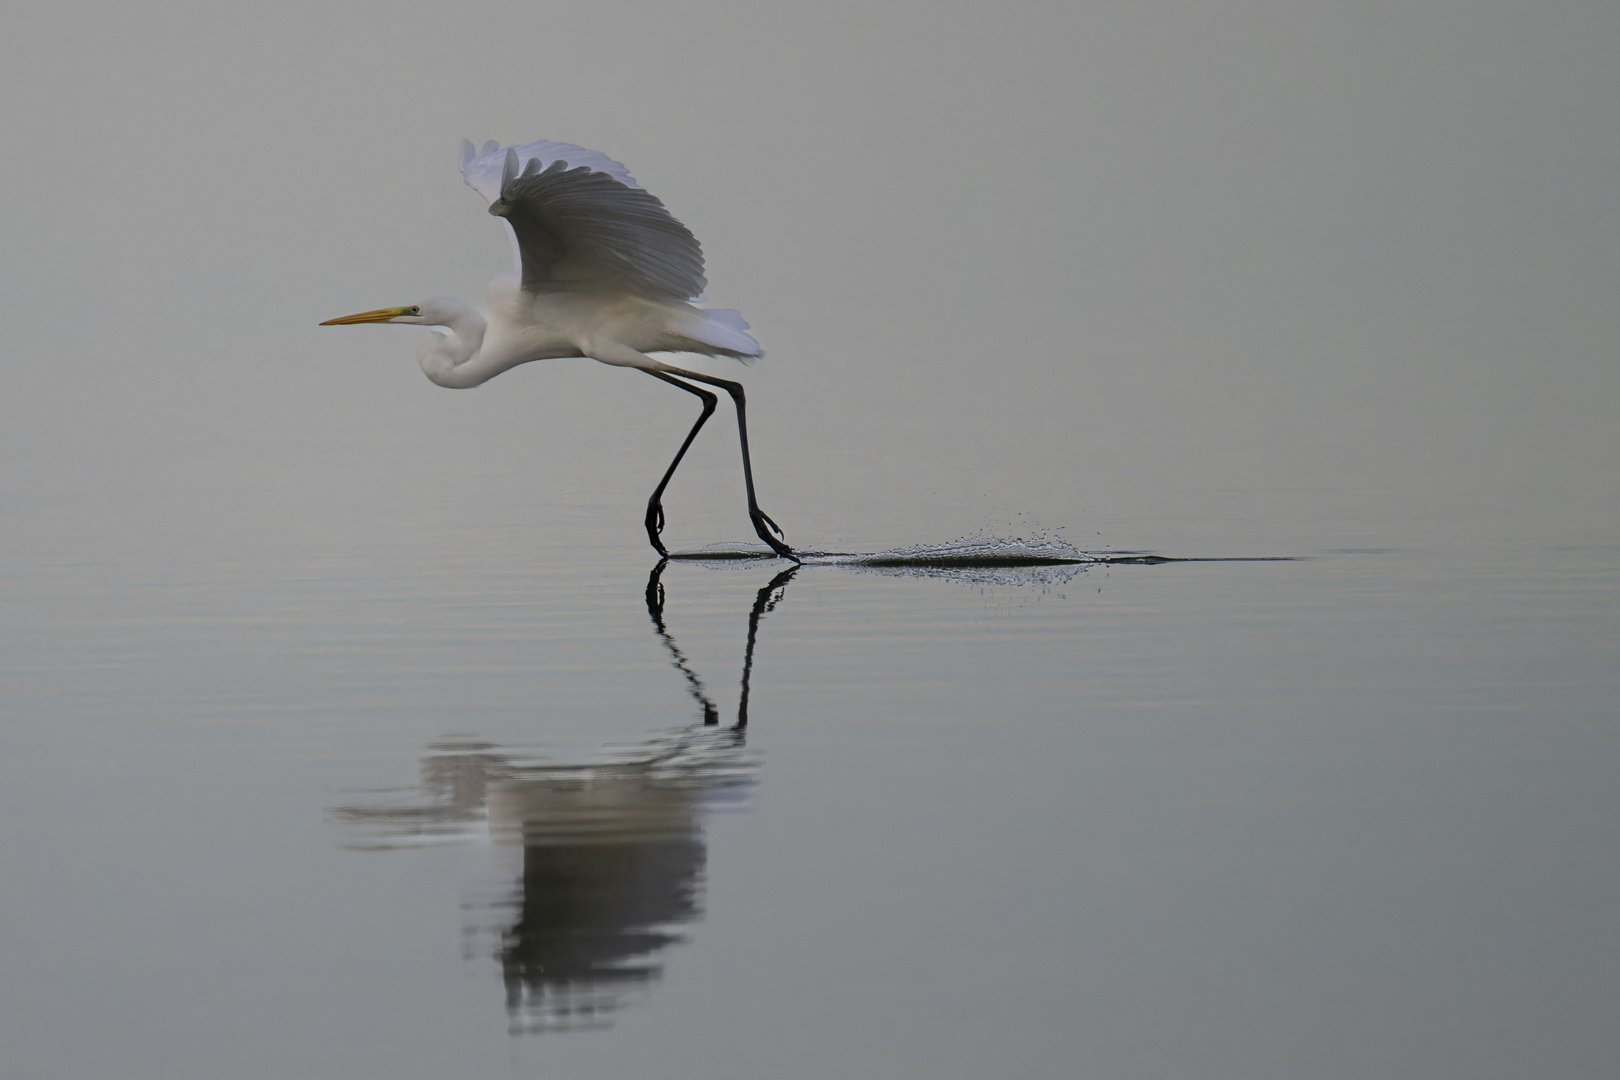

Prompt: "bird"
[321,138,793,559]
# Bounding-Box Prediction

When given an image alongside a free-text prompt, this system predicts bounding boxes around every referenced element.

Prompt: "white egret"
[321,138,793,559]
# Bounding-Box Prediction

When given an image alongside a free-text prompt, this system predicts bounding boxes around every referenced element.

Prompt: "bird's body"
[322,138,791,557]
[408,281,759,389]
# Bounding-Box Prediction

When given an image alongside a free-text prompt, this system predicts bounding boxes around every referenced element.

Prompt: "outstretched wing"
[459,139,706,302]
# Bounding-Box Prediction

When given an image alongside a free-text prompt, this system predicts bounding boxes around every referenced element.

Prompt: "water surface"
[3,502,1615,1078]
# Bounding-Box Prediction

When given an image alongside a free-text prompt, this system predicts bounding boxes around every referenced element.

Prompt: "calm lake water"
[2,470,1615,1078]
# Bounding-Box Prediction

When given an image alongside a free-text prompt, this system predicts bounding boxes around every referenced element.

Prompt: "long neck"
[416,302,490,388]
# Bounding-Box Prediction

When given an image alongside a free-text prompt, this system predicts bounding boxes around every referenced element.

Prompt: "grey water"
[4,490,1616,1078]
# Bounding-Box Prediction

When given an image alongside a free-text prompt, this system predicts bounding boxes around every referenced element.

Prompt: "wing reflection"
[487,727,746,1032]
[329,559,797,1034]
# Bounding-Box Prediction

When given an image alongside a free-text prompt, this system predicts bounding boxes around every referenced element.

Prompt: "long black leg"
[658,365,794,559]
[643,371,718,557]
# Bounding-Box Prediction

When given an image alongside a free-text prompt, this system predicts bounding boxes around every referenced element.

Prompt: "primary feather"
[460,138,641,200]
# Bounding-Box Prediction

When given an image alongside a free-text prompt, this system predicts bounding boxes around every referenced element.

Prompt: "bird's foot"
[756,509,786,539]
[751,510,796,560]
[645,500,670,557]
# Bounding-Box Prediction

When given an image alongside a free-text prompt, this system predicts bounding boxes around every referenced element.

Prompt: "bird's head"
[320,298,488,386]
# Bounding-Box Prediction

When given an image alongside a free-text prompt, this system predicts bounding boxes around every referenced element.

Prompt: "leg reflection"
[646,558,799,729]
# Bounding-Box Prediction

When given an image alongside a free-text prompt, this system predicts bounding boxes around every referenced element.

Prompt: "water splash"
[667,532,1097,590]
[835,530,1094,567]
[673,529,1097,568]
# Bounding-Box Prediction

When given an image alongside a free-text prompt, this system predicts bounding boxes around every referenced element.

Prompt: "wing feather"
[488,157,707,301]
[461,138,704,300]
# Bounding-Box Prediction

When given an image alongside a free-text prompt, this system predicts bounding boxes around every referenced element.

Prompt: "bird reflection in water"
[330,559,797,1033]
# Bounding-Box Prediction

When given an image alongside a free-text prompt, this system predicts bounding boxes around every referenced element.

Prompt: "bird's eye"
[407,306,421,315]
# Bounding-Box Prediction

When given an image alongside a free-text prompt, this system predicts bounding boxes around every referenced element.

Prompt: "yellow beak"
[319,306,415,326]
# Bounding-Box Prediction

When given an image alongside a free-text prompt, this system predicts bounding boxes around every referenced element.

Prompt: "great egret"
[321,138,793,559]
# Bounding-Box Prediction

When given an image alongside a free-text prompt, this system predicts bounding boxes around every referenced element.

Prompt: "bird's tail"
[674,307,763,363]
